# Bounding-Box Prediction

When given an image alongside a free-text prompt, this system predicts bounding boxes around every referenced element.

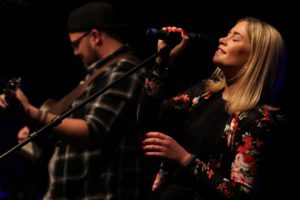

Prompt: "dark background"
[0,0,295,199]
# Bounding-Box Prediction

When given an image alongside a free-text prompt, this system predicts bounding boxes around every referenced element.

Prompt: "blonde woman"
[138,17,286,200]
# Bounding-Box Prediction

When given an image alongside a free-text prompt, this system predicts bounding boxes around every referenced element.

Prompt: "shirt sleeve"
[187,109,274,199]
[84,58,145,145]
[137,63,170,133]
[137,62,205,134]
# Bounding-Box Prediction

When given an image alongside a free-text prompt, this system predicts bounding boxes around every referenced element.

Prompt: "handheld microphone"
[146,28,208,42]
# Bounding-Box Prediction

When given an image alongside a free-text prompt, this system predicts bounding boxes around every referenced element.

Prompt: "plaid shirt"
[44,45,146,200]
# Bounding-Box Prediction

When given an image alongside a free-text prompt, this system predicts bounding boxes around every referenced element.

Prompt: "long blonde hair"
[205,17,286,115]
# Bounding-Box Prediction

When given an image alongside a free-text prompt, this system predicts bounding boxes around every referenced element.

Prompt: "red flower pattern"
[173,94,190,102]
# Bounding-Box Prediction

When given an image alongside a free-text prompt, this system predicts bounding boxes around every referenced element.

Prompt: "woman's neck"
[222,80,238,101]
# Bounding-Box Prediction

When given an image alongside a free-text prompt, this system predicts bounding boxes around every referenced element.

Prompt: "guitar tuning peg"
[8,77,22,89]
[0,76,22,94]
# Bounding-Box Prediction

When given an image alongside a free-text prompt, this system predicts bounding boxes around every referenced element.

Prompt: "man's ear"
[90,29,102,44]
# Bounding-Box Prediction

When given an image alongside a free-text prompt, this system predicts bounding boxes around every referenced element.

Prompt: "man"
[0,2,145,199]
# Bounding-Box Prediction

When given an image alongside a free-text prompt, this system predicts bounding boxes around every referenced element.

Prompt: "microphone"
[146,28,208,42]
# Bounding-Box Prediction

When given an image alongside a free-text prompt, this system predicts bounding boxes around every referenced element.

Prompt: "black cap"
[68,1,129,33]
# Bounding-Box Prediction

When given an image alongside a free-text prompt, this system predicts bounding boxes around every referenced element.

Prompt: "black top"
[157,90,228,200]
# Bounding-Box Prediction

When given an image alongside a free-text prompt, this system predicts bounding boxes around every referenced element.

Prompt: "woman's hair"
[205,17,286,114]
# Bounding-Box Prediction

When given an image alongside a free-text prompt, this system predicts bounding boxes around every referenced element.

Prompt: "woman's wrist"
[181,153,196,167]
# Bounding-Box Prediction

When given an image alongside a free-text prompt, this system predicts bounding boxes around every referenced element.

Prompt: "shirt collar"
[86,44,131,74]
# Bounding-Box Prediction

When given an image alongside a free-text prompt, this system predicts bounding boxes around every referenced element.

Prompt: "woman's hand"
[142,131,192,166]
[156,26,189,66]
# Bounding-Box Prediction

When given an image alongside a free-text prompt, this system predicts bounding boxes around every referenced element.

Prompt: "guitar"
[0,76,56,196]
[0,74,85,159]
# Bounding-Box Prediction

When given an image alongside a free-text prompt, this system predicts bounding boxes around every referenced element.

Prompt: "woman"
[138,17,286,199]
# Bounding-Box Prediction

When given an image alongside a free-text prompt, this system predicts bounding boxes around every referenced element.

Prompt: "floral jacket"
[138,66,279,199]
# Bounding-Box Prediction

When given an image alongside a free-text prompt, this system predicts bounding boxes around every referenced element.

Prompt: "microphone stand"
[0,45,171,160]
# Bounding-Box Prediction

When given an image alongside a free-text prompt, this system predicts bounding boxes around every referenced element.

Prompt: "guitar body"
[20,98,58,159]
[21,94,81,197]
[20,98,62,196]
[40,98,58,113]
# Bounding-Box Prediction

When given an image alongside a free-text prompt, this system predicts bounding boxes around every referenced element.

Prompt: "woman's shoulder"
[236,105,284,130]
[183,80,206,96]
